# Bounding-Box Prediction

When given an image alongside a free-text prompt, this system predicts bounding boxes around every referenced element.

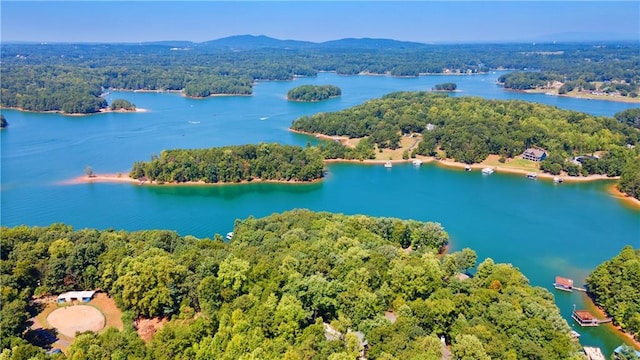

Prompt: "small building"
[57,290,95,303]
[522,148,547,162]
[613,345,640,359]
[553,276,574,291]
[572,310,600,327]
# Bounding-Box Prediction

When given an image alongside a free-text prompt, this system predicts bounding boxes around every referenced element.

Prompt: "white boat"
[482,167,494,175]
[526,173,537,179]
[226,232,233,240]
[465,165,471,171]
[553,176,563,183]
[412,159,423,166]
[384,161,392,168]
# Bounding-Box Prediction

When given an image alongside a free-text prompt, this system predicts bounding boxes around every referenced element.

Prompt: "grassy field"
[481,155,541,172]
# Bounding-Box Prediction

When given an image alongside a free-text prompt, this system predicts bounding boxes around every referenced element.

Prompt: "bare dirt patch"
[47,305,105,338]
[91,293,124,331]
[136,317,168,343]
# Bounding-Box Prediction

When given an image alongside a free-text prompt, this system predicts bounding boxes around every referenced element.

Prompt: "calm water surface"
[1,72,639,354]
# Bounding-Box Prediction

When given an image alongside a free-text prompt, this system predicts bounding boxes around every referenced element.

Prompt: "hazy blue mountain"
[195,35,429,50]
[199,35,316,49]
[319,37,428,49]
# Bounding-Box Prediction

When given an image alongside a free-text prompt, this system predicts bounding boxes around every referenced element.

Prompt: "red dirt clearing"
[47,305,105,338]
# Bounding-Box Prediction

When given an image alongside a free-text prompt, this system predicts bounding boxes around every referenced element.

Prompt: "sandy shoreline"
[607,183,640,209]
[516,89,640,104]
[582,293,640,351]
[60,173,323,187]
[0,106,148,116]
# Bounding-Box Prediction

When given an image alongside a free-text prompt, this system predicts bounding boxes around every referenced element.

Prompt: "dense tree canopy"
[0,210,582,359]
[616,108,640,129]
[433,83,457,91]
[129,143,325,183]
[2,41,638,113]
[291,92,639,166]
[109,99,136,111]
[585,246,640,342]
[287,85,341,102]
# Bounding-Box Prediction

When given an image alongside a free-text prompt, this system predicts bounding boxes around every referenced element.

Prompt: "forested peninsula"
[586,246,640,343]
[1,210,582,359]
[291,92,640,199]
[287,85,341,102]
[2,38,639,113]
[129,143,324,184]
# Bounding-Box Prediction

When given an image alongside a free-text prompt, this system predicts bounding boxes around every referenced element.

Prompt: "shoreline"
[507,88,640,104]
[0,106,148,116]
[291,129,621,183]
[582,293,640,351]
[434,159,619,183]
[59,173,323,187]
[607,183,640,209]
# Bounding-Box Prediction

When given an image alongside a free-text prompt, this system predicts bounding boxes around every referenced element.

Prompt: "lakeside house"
[613,345,640,359]
[553,276,574,291]
[57,290,95,303]
[522,148,547,162]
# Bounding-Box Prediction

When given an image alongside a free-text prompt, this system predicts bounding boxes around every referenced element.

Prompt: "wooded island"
[129,143,324,184]
[287,85,341,102]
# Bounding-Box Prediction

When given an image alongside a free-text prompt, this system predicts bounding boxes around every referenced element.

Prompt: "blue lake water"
[1,71,639,354]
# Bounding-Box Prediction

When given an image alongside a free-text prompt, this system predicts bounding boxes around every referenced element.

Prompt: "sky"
[1,1,638,43]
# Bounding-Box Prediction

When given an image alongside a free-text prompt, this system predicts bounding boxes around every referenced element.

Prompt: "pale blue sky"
[1,1,638,43]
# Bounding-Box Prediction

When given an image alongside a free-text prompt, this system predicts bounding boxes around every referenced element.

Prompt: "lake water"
[1,71,639,354]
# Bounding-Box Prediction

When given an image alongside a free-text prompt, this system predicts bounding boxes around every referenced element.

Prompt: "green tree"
[113,249,189,317]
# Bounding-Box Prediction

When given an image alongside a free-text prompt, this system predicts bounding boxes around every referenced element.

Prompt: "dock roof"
[555,276,574,287]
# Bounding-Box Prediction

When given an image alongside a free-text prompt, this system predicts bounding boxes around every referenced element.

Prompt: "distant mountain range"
[143,35,430,50]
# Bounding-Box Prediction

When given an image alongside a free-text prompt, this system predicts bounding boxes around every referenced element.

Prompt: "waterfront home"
[522,148,547,162]
[553,276,574,291]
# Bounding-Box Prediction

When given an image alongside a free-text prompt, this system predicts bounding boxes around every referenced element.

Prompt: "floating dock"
[553,276,587,292]
[583,346,606,360]
[572,310,613,327]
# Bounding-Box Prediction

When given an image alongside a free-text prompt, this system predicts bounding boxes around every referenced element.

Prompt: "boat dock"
[572,310,613,327]
[583,346,606,360]
[553,276,587,292]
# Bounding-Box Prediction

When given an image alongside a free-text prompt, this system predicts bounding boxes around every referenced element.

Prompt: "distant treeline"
[129,143,324,183]
[287,85,341,102]
[291,92,640,197]
[1,209,580,359]
[586,246,640,342]
[1,41,639,113]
